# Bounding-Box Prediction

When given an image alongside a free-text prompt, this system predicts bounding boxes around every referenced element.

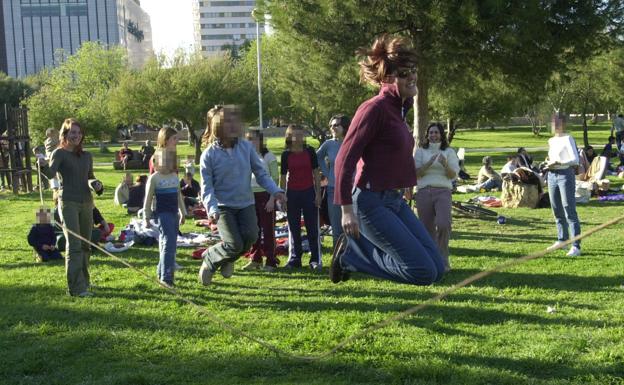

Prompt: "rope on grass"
[57,212,624,362]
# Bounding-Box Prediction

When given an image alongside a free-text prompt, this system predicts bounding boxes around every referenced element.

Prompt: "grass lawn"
[1,128,623,385]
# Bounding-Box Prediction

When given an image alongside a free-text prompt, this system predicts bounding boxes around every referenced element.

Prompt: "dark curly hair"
[420,122,449,150]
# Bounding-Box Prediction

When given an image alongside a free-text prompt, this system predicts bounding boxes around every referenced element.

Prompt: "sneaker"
[309,262,322,272]
[77,291,94,298]
[174,263,184,271]
[547,241,566,251]
[263,265,277,272]
[566,246,581,257]
[242,261,262,271]
[220,262,235,278]
[329,234,348,284]
[198,262,214,286]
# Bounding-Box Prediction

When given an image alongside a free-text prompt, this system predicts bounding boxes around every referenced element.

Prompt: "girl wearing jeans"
[280,125,323,271]
[546,114,582,257]
[331,34,445,285]
[198,105,286,286]
[243,129,280,272]
[316,114,350,248]
[143,127,186,288]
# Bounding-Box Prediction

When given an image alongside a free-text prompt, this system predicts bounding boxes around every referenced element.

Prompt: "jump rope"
[35,161,624,361]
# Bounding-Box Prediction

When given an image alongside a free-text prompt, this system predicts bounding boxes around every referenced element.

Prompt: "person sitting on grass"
[28,206,63,262]
[477,156,502,191]
[127,175,148,214]
[119,142,134,170]
[500,155,518,178]
[180,171,201,212]
[114,172,133,206]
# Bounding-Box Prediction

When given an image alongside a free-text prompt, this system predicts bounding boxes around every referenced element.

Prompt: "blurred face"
[329,119,344,139]
[35,207,52,225]
[66,124,83,147]
[552,116,565,134]
[290,129,305,148]
[165,134,178,149]
[223,108,242,139]
[154,149,177,173]
[393,65,417,99]
[246,133,261,152]
[124,173,133,185]
[427,126,441,143]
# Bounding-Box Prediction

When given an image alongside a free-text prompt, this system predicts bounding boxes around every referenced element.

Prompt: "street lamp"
[251,9,264,129]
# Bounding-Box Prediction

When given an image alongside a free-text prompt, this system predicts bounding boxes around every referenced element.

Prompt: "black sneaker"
[329,234,348,283]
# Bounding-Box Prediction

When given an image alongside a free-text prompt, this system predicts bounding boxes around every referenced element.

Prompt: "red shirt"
[281,146,318,191]
[334,83,417,205]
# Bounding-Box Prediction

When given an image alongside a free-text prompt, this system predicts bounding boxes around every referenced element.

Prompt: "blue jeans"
[157,211,178,284]
[286,187,321,266]
[203,205,258,272]
[341,188,445,285]
[548,168,581,248]
[326,186,343,247]
[479,178,502,191]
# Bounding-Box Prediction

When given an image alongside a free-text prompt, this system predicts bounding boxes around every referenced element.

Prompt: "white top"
[501,161,517,175]
[548,134,579,169]
[414,143,460,189]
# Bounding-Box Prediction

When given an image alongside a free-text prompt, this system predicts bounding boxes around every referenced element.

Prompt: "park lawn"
[1,133,623,385]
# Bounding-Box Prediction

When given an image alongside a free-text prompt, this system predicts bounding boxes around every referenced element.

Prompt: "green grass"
[1,129,623,385]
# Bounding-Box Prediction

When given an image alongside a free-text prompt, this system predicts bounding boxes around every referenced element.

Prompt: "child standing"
[143,127,186,288]
[198,105,286,286]
[280,125,322,270]
[243,129,280,272]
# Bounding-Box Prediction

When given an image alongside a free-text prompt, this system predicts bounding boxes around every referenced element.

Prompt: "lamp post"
[251,9,264,129]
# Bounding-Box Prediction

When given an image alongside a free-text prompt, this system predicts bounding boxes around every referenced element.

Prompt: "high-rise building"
[0,0,153,78]
[192,0,262,56]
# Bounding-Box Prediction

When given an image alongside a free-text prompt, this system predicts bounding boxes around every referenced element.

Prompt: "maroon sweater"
[334,83,417,205]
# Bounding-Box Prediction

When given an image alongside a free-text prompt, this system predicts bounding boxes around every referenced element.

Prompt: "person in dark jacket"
[28,207,63,262]
[330,34,445,285]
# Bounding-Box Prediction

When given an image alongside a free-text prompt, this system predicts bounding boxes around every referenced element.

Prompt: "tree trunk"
[582,110,589,148]
[412,64,428,148]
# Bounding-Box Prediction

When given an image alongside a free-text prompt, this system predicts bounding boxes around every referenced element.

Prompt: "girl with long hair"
[198,105,286,285]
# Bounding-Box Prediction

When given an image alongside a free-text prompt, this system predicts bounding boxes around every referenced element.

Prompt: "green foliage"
[26,42,128,145]
[259,0,624,137]
[0,72,34,109]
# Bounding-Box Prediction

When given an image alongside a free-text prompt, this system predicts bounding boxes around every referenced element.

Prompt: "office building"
[0,0,153,78]
[192,0,263,56]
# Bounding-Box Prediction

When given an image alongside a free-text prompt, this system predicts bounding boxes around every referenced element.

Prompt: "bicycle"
[452,201,498,219]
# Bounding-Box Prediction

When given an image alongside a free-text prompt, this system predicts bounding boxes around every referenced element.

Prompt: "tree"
[237,32,370,143]
[260,0,624,142]
[26,42,127,144]
[0,72,34,109]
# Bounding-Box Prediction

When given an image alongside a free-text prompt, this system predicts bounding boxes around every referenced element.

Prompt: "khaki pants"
[59,199,94,295]
[415,187,452,269]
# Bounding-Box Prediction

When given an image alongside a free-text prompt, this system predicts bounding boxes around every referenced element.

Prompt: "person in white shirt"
[414,123,460,271]
[546,114,581,257]
[500,155,518,177]
[611,113,624,150]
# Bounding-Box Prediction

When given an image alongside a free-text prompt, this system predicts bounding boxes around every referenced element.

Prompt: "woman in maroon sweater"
[330,34,445,285]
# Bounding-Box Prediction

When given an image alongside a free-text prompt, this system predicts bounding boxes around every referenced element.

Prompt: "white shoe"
[174,262,184,271]
[566,246,581,257]
[220,262,235,278]
[198,262,213,286]
[547,241,566,251]
[242,261,262,271]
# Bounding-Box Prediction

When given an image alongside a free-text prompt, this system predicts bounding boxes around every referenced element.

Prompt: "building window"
[210,1,255,6]
[201,34,234,40]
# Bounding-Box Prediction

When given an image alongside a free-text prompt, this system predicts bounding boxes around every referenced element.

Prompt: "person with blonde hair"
[143,127,187,288]
[331,34,445,285]
[198,105,286,286]
[38,118,103,297]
